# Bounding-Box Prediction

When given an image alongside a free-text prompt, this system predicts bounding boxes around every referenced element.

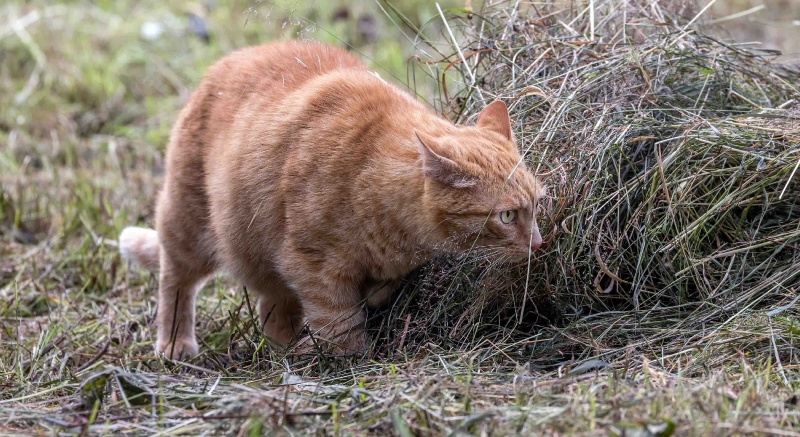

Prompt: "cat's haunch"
[119,40,545,360]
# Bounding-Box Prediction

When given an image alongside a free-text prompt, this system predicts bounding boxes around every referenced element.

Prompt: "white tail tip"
[119,227,160,271]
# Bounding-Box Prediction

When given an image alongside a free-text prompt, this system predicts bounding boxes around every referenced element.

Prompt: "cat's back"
[191,40,366,137]
[159,40,368,269]
[209,39,365,95]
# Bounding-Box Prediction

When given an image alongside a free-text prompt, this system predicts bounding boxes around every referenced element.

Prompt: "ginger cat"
[119,40,544,359]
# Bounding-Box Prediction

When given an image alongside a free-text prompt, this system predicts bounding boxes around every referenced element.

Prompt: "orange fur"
[119,40,544,359]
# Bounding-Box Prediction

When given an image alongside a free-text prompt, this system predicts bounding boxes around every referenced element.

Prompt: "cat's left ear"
[415,131,477,189]
[476,100,513,141]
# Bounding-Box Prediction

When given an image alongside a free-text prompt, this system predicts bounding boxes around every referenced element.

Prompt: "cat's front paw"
[156,338,199,360]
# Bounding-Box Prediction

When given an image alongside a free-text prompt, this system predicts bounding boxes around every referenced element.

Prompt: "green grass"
[2,0,800,435]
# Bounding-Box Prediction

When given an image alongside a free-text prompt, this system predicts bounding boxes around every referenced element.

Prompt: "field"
[2,0,800,436]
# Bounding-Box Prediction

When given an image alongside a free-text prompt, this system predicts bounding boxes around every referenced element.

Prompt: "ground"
[1,0,799,436]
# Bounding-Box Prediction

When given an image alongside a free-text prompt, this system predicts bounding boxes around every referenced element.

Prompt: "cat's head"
[417,101,545,262]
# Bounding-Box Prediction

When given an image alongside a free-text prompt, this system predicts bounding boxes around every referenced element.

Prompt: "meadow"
[1,0,799,435]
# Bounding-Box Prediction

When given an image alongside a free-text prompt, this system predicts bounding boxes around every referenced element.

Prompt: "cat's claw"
[157,338,199,360]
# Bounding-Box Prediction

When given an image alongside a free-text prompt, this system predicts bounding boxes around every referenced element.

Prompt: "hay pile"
[371,0,800,367]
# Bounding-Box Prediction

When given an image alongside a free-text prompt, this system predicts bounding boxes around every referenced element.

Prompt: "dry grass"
[2,0,800,435]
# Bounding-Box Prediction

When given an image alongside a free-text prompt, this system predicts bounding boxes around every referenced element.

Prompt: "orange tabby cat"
[119,40,544,359]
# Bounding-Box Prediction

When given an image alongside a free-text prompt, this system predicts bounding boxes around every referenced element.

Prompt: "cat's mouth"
[501,237,545,262]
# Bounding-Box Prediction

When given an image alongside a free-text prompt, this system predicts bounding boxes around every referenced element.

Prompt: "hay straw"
[372,0,800,372]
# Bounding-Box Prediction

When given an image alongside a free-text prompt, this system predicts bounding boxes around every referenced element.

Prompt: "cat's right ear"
[415,131,476,189]
[476,100,513,140]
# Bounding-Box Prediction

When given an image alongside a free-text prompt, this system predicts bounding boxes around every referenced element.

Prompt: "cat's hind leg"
[155,252,210,360]
[153,187,216,360]
[119,217,213,359]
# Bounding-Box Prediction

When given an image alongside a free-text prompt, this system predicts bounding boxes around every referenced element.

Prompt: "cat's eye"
[499,210,516,224]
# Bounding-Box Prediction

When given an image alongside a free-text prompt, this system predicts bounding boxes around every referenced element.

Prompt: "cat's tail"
[119,227,160,271]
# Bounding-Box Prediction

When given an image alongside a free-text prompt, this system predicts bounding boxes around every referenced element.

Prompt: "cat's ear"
[415,131,476,189]
[476,100,513,140]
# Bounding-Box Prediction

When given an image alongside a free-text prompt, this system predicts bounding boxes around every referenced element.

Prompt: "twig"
[779,157,799,200]
[398,314,411,352]
[76,338,112,372]
[436,2,484,102]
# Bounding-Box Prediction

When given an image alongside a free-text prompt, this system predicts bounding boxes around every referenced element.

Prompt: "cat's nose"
[529,231,542,251]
